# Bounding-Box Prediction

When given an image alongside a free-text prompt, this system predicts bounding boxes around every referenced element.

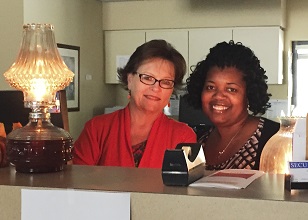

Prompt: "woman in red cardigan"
[73,40,196,168]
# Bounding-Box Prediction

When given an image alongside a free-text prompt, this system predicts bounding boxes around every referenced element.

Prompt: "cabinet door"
[105,30,145,84]
[146,30,189,83]
[189,28,233,77]
[232,27,283,84]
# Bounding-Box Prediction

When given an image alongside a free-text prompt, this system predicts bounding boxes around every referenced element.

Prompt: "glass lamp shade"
[259,117,297,174]
[3,23,74,109]
[3,23,74,173]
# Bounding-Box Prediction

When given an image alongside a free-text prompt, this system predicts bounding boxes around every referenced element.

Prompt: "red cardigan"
[73,106,196,168]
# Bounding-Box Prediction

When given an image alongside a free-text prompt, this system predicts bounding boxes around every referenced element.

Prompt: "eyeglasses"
[134,72,175,89]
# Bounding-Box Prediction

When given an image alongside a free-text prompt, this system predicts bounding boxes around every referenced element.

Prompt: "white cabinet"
[188,27,283,84]
[188,28,233,76]
[104,30,145,84]
[105,27,283,85]
[104,29,189,84]
[232,27,283,84]
[146,30,189,81]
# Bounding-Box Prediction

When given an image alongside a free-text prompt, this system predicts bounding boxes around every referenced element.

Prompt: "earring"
[127,90,131,99]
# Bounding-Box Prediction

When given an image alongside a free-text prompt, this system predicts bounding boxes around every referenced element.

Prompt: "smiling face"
[127,58,175,114]
[201,66,248,126]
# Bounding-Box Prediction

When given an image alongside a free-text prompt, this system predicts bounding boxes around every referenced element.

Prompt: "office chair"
[178,94,213,139]
[0,90,69,134]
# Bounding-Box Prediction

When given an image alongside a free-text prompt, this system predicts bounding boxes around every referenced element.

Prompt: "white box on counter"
[289,161,308,182]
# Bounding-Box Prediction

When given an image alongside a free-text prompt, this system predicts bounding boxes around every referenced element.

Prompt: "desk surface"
[0,164,308,203]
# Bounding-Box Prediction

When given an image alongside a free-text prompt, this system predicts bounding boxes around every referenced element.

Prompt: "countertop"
[1,165,308,202]
[1,165,308,219]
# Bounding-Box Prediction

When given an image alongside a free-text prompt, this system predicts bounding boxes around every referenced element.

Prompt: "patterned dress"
[199,117,280,170]
[132,141,147,167]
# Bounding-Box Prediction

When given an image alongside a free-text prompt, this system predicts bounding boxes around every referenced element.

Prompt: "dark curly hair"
[117,39,186,90]
[186,40,271,116]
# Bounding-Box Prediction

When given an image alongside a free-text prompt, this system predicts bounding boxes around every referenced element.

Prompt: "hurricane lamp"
[3,23,74,173]
[260,117,296,174]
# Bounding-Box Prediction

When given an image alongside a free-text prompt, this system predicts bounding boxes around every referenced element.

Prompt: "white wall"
[102,0,286,30]
[0,0,24,90]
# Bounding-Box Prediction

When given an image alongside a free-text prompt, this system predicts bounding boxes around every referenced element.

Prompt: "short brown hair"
[117,39,186,90]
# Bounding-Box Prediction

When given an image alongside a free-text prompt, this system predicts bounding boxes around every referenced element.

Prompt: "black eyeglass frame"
[133,72,175,89]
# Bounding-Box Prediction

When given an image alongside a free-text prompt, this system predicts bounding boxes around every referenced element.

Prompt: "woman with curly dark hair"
[186,40,279,170]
